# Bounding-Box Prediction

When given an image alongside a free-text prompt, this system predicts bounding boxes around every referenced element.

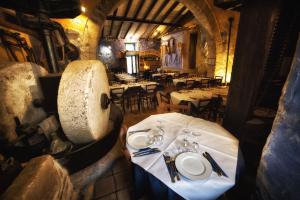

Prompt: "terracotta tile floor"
[93,107,162,200]
[93,157,133,200]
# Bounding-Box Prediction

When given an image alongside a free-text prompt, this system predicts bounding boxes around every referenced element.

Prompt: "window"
[126,55,139,74]
[125,43,136,51]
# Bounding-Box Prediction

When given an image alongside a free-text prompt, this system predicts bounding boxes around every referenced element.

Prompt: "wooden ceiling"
[101,0,195,40]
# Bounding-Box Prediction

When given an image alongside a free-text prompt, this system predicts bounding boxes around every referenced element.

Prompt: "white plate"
[127,132,152,150]
[175,152,212,181]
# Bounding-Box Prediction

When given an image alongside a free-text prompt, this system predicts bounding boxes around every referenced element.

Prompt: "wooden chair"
[158,91,191,115]
[209,78,222,87]
[207,96,224,121]
[165,75,173,87]
[191,80,201,89]
[110,87,125,112]
[124,86,143,112]
[175,82,186,91]
[200,79,209,88]
[140,84,157,110]
[186,80,195,89]
[191,99,211,119]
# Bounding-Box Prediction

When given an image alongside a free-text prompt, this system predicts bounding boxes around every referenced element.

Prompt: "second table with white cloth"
[170,87,229,106]
[109,81,158,91]
[126,113,239,200]
[173,77,210,85]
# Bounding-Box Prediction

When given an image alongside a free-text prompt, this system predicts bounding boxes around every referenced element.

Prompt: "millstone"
[58,60,110,144]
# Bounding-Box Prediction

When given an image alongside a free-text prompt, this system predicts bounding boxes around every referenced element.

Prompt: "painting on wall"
[161,37,183,69]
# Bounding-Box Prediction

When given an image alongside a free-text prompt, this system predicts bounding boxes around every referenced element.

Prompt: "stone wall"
[98,38,160,70]
[54,15,100,60]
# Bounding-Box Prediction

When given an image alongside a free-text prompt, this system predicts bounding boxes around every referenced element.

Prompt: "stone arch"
[83,0,226,75]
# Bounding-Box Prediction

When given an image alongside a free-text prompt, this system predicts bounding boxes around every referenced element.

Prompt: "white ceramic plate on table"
[127,132,153,150]
[175,152,212,181]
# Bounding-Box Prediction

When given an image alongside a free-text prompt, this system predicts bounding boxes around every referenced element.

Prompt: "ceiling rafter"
[116,0,133,38]
[109,9,118,36]
[147,1,180,38]
[133,0,158,35]
[167,10,194,34]
[156,6,187,38]
[106,16,180,26]
[141,0,169,38]
[123,0,145,39]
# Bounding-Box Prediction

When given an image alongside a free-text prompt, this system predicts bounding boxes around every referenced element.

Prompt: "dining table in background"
[172,77,211,86]
[152,72,176,78]
[115,73,137,83]
[126,113,239,200]
[170,87,229,106]
[109,81,158,91]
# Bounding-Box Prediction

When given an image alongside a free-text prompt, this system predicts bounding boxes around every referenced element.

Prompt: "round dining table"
[126,113,241,200]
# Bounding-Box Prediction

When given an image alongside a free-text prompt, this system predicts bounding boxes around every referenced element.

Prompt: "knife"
[128,128,151,134]
[170,159,180,181]
[203,153,221,176]
[133,149,161,157]
[204,152,228,177]
[133,148,159,155]
[163,155,175,183]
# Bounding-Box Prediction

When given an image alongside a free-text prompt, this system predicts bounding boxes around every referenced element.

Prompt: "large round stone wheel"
[58,60,110,144]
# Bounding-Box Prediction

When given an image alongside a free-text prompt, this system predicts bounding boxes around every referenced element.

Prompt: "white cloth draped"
[126,113,239,200]
[170,88,228,106]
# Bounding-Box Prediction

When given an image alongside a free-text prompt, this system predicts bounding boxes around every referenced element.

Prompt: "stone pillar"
[256,35,300,199]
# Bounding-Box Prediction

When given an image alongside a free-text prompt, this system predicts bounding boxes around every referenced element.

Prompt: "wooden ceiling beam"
[147,1,179,38]
[109,9,118,36]
[106,16,180,26]
[156,6,187,38]
[123,0,145,39]
[116,0,133,38]
[133,0,157,35]
[167,10,194,34]
[141,0,169,38]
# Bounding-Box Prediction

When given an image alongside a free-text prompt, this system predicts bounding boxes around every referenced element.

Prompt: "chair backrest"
[197,99,211,112]
[186,80,195,88]
[159,91,170,104]
[165,75,173,82]
[179,73,189,78]
[208,96,223,110]
[215,78,222,86]
[192,80,201,88]
[200,79,209,88]
[175,82,186,90]
[146,84,157,94]
[124,86,142,96]
[209,78,222,87]
[110,87,125,98]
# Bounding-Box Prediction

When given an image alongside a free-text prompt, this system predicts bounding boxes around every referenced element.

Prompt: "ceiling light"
[81,6,86,13]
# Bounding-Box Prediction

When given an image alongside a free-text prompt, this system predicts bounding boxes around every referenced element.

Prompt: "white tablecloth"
[152,73,175,78]
[173,77,210,85]
[126,113,239,200]
[115,73,137,82]
[110,81,157,91]
[170,88,229,106]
